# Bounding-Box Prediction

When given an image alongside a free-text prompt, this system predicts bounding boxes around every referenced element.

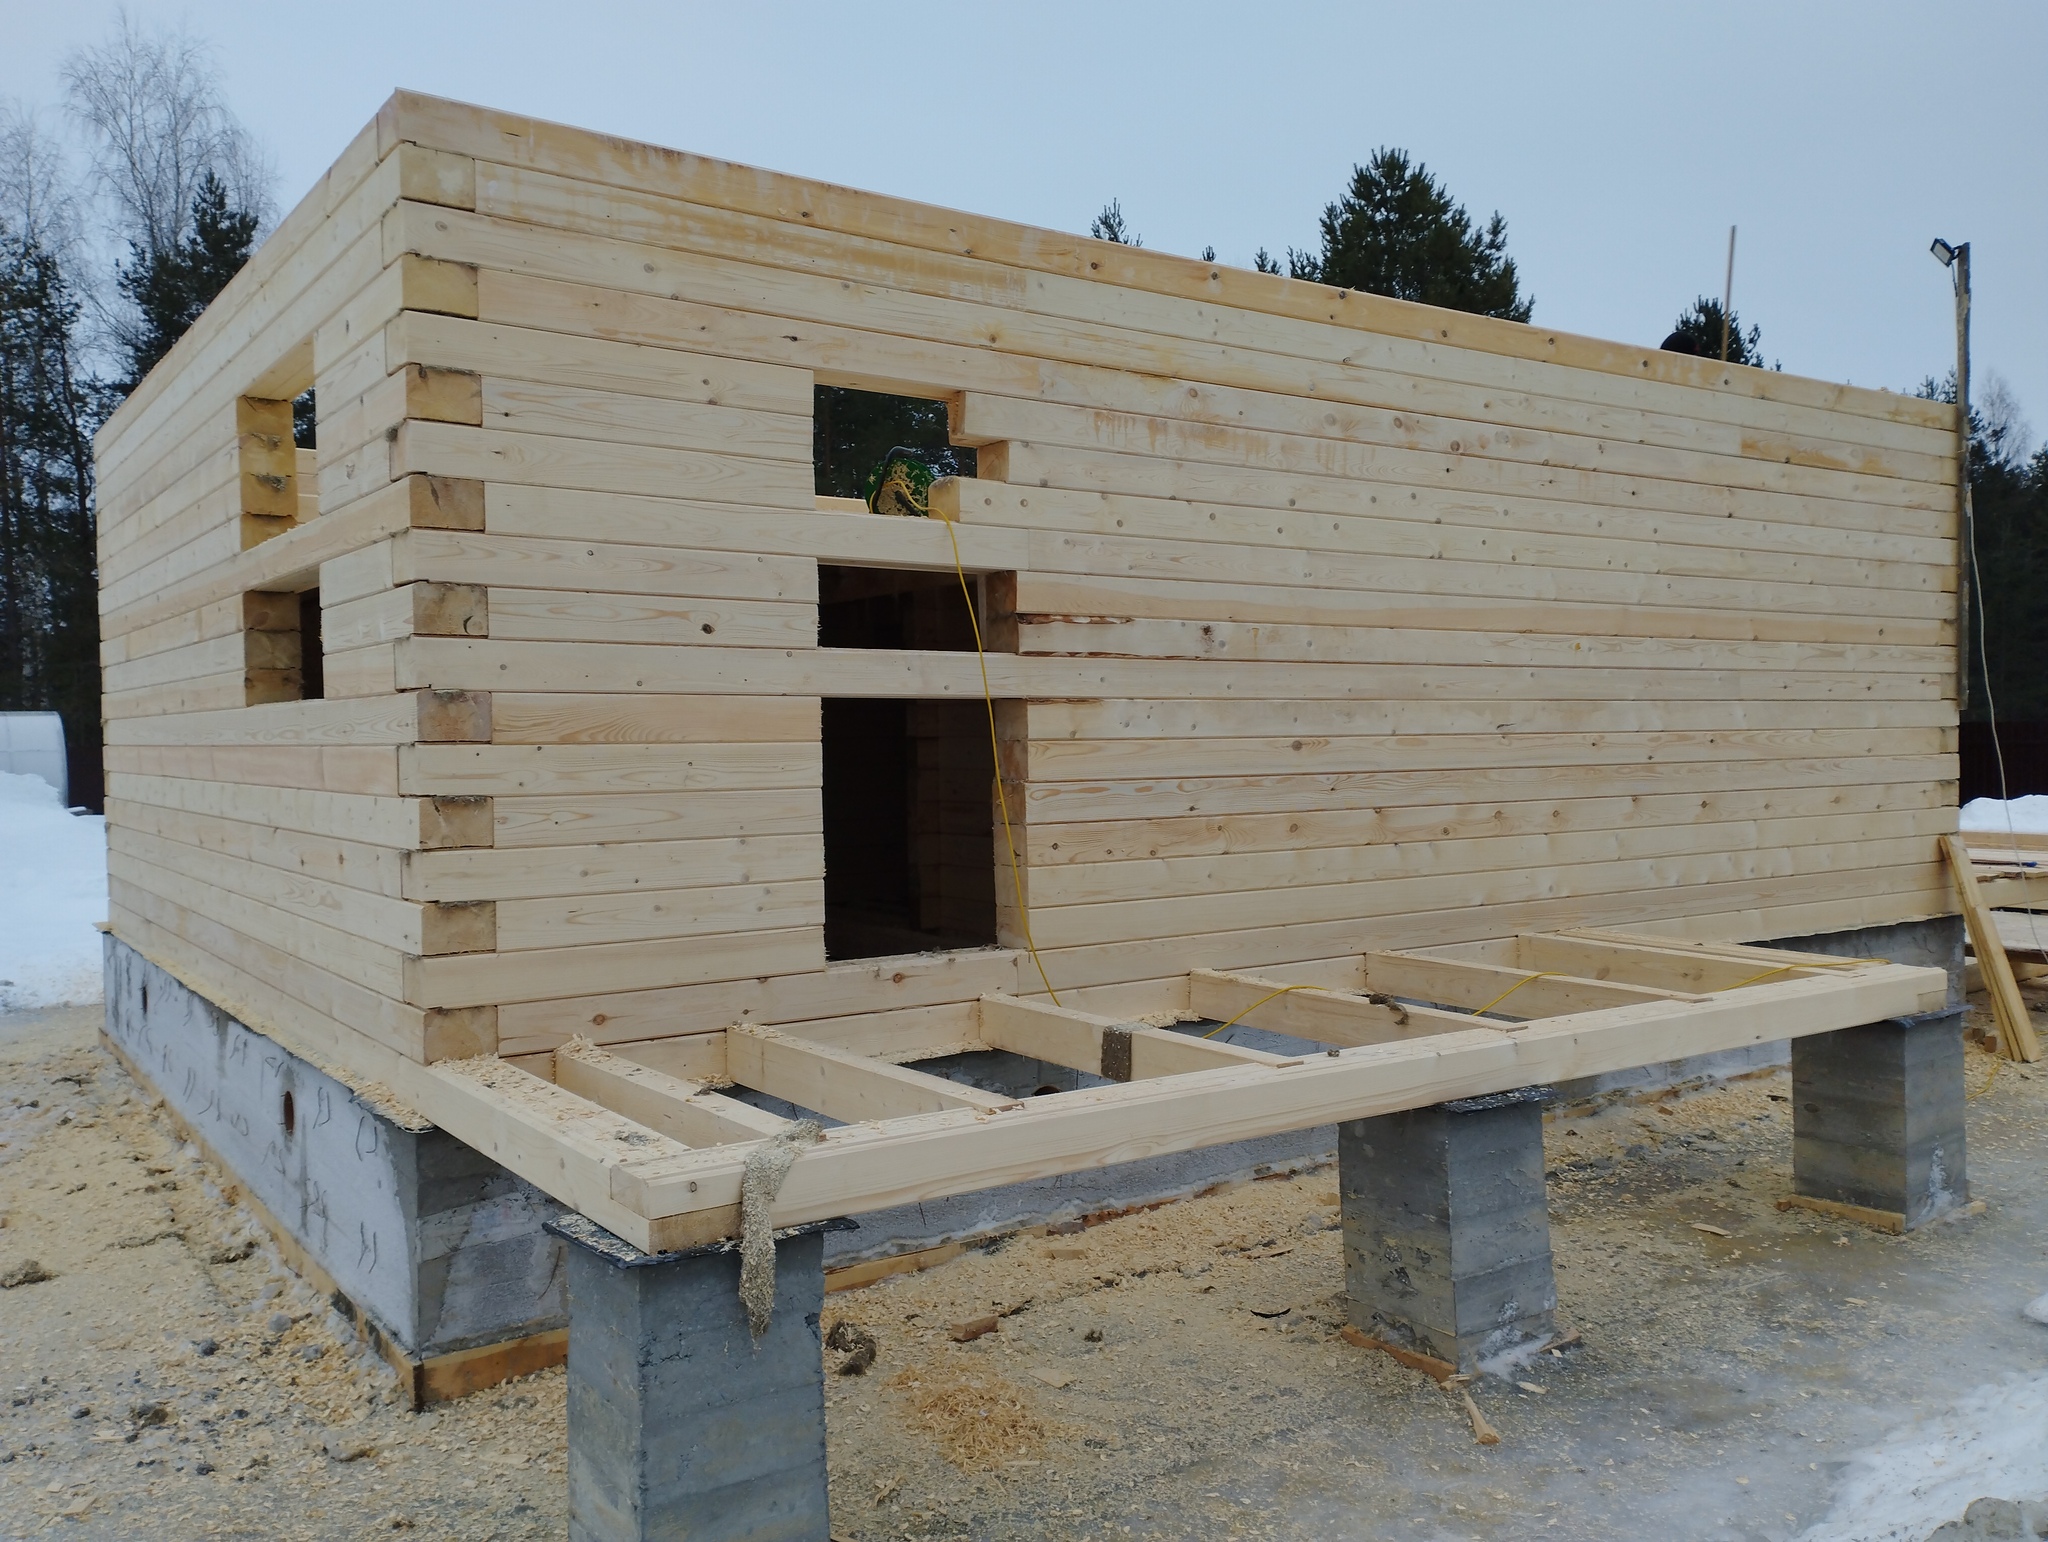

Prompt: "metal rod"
[1955,242,1973,711]
[1721,226,1737,363]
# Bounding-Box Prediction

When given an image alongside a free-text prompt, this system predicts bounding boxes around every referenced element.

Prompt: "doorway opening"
[822,698,998,960]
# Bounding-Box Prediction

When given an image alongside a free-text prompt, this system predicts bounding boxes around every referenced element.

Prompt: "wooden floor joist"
[367,935,1948,1254]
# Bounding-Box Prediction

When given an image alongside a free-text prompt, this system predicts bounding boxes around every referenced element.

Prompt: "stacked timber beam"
[94,92,1964,1246]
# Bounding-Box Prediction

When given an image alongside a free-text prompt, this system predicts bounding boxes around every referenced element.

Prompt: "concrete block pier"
[1792,1006,1971,1229]
[552,1215,831,1542]
[1339,1085,1558,1370]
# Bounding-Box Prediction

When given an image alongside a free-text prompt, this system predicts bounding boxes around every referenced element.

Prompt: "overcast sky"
[5,0,2043,448]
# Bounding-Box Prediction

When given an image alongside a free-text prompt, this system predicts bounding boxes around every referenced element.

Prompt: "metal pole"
[1721,226,1737,363]
[1955,243,1973,711]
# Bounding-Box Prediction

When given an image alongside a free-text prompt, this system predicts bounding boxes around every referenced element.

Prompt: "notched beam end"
[407,473,484,531]
[421,794,493,849]
[416,688,491,741]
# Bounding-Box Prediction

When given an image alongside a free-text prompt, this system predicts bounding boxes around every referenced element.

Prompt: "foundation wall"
[103,936,566,1371]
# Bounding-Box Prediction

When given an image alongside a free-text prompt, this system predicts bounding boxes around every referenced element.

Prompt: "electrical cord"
[941,511,1061,1006]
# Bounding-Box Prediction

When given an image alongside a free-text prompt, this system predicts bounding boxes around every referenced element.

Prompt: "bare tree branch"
[61,9,272,259]
[0,101,82,261]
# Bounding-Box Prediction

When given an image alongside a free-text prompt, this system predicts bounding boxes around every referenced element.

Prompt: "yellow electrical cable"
[1199,982,1322,1040]
[1709,956,1888,993]
[1467,971,1563,1018]
[942,512,1060,1006]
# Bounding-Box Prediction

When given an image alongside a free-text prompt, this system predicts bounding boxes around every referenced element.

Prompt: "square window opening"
[819,565,983,651]
[813,385,974,501]
[822,697,998,961]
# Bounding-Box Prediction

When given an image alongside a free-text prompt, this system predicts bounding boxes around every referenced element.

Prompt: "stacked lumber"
[95,91,1960,1096]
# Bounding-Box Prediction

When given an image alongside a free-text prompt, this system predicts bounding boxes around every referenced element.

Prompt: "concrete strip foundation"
[553,1215,830,1542]
[102,937,569,1400]
[1792,1007,1971,1228]
[1339,1086,1559,1370]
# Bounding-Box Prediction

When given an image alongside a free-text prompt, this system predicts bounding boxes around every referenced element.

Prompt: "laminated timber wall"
[94,91,1962,1082]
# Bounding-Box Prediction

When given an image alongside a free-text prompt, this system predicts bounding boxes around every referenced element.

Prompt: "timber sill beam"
[554,1039,792,1147]
[1504,933,1815,993]
[1363,951,1711,1018]
[976,994,1294,1081]
[1188,969,1474,1047]
[612,961,1949,1251]
[726,1025,1016,1121]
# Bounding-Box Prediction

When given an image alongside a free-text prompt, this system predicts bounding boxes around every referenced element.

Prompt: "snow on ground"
[1798,1372,2048,1542]
[0,769,106,1010]
[1961,795,2048,836]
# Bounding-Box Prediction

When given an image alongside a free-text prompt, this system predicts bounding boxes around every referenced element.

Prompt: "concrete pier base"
[1340,1086,1557,1370]
[1792,1007,1970,1229]
[552,1215,830,1542]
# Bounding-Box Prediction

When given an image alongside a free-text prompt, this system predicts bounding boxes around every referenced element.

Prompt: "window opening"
[819,565,980,651]
[822,697,997,960]
[813,386,974,499]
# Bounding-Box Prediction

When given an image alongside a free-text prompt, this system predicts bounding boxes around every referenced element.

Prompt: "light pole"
[1931,238,1971,709]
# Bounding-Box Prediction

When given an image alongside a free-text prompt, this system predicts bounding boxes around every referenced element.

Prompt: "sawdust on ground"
[7,995,2048,1540]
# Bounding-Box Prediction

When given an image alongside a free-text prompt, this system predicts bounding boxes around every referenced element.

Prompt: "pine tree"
[1090,200,1141,247]
[1289,148,1531,321]
[1918,374,2048,724]
[115,169,257,387]
[0,233,105,805]
[1660,297,1764,365]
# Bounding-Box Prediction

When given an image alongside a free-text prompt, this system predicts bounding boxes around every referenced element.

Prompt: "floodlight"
[1931,238,1957,267]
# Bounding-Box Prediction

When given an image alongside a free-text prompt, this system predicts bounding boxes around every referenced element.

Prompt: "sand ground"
[4,997,2047,1540]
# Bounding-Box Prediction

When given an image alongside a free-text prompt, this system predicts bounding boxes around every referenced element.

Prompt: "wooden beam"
[1502,933,1805,992]
[976,994,1293,1080]
[1187,969,1473,1047]
[725,1025,1015,1120]
[1362,952,1708,1018]
[554,1038,790,1147]
[1944,833,2042,1061]
[615,962,1949,1249]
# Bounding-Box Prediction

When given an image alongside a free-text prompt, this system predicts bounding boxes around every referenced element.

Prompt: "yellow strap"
[944,514,1060,1007]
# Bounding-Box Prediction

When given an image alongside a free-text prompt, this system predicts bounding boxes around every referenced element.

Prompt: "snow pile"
[0,770,106,1010]
[1960,796,2048,836]
[1799,1371,2048,1542]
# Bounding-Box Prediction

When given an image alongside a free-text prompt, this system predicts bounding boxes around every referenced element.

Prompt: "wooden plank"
[1188,969,1473,1046]
[725,1026,1012,1120]
[490,788,815,849]
[384,528,818,603]
[403,925,823,1009]
[1944,833,2042,1061]
[613,964,1948,1245]
[1361,951,1707,1016]
[405,832,819,901]
[554,1038,791,1146]
[975,995,1290,1079]
[391,91,1946,437]
[399,742,820,796]
[1992,910,2048,964]
[494,948,1022,1055]
[397,634,1948,706]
